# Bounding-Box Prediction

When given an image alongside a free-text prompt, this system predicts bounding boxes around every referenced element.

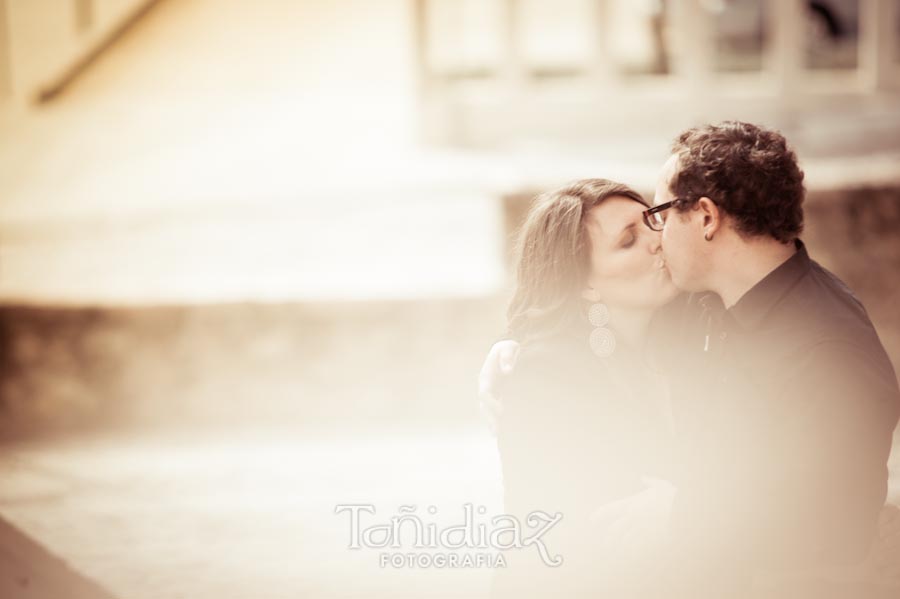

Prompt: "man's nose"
[649,230,663,254]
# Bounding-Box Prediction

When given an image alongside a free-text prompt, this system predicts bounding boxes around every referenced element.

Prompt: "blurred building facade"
[415,0,900,152]
[0,0,898,304]
[0,0,156,103]
[0,0,898,433]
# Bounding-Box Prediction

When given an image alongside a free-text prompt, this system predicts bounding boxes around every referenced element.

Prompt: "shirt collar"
[727,239,810,330]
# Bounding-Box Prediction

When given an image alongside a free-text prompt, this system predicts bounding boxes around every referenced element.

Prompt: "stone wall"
[0,298,506,438]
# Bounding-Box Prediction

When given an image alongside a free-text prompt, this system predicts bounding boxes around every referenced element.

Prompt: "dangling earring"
[588,302,616,358]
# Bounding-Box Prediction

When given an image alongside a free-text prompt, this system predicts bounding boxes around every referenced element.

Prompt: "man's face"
[652,155,710,292]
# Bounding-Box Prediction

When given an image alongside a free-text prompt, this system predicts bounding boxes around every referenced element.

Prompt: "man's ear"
[696,197,722,239]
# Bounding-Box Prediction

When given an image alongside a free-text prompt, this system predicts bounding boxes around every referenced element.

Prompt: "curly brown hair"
[669,121,805,243]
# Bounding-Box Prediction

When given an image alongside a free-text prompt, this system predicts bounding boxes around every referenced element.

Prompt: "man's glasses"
[642,198,687,231]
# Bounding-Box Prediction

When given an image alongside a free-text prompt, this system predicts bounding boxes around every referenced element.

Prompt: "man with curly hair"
[641,121,899,597]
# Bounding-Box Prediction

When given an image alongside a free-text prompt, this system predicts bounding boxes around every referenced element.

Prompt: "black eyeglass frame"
[642,198,689,231]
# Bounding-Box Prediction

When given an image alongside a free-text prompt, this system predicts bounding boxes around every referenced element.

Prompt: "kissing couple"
[478,121,900,598]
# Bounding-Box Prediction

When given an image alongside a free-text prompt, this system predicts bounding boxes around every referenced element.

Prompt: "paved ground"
[0,427,505,599]
[0,426,897,599]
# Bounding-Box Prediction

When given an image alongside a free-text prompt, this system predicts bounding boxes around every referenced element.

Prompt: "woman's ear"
[582,286,602,302]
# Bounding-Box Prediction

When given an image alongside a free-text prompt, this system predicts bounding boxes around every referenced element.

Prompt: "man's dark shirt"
[652,240,900,587]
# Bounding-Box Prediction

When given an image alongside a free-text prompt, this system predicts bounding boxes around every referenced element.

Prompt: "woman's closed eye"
[619,233,636,249]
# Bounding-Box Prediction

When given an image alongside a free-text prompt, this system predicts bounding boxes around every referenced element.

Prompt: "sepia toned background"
[0,1,899,597]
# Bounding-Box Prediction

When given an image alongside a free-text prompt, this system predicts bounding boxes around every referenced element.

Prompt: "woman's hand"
[477,340,520,435]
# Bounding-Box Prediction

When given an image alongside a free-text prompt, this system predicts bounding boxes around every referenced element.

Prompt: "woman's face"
[583,196,678,310]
